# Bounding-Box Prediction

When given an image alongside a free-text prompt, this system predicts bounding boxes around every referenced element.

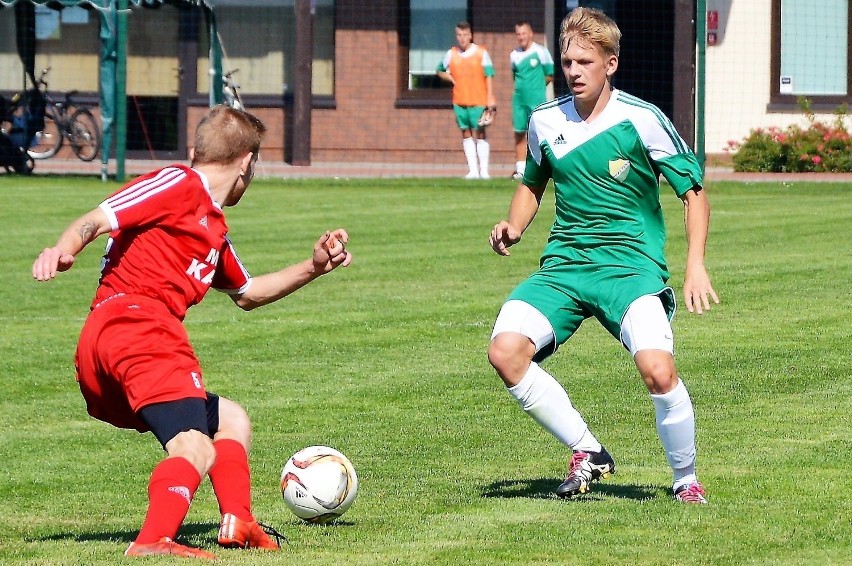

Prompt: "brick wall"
[191,1,546,169]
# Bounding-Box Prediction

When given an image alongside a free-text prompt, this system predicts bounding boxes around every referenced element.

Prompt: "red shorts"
[74,294,208,432]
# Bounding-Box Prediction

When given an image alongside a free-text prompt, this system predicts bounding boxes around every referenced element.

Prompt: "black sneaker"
[555,447,615,498]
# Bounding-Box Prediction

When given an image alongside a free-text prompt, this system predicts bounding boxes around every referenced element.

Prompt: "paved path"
[22,158,852,183]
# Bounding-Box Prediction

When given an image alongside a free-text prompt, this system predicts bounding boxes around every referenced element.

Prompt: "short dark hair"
[456,21,472,32]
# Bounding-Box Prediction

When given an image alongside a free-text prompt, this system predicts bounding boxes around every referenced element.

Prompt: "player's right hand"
[32,247,75,281]
[313,229,352,273]
[489,221,521,256]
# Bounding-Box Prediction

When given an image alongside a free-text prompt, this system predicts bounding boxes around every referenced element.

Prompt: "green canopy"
[0,0,220,179]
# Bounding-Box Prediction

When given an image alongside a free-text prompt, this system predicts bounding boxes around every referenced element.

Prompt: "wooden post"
[291,0,313,166]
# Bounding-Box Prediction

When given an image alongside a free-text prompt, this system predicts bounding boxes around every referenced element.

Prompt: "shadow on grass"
[481,478,667,501]
[35,521,218,544]
[35,517,354,546]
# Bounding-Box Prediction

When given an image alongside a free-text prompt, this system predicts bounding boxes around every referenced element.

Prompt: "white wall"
[704,0,845,154]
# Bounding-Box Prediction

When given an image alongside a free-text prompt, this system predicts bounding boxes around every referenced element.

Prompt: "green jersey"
[523,89,703,282]
[510,42,554,105]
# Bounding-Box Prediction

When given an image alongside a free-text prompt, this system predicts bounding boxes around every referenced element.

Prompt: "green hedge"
[728,99,852,173]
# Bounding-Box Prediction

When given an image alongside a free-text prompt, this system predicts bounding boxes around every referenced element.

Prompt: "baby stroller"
[0,89,43,175]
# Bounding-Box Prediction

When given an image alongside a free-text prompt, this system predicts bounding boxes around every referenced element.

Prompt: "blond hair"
[560,7,621,58]
[192,105,267,165]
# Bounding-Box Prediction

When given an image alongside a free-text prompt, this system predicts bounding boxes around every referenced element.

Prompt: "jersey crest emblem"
[609,159,630,182]
[199,215,208,229]
[530,59,538,68]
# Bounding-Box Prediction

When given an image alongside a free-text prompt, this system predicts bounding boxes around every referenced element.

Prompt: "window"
[398,0,468,103]
[771,0,851,108]
[0,6,100,93]
[197,0,335,98]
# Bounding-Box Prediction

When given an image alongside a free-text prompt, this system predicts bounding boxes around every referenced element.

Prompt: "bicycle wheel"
[26,106,63,159]
[69,108,100,162]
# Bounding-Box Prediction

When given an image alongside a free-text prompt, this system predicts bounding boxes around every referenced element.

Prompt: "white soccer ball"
[280,445,358,523]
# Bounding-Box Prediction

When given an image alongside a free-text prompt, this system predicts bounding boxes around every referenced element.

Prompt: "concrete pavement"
[22,158,852,183]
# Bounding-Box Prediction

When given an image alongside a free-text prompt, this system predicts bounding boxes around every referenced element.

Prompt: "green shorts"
[507,262,675,360]
[512,94,545,133]
[453,105,485,131]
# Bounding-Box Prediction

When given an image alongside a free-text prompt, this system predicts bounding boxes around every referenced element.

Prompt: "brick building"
[9,2,844,169]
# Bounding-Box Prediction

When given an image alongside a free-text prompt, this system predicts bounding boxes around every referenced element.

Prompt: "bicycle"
[26,67,101,162]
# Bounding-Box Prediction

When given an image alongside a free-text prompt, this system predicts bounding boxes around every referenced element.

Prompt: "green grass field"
[0,175,850,565]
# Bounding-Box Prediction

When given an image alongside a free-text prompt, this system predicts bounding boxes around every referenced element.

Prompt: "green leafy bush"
[727,99,852,173]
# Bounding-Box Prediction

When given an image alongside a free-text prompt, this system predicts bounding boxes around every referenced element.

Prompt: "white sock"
[507,362,601,451]
[462,138,478,175]
[650,379,697,489]
[475,139,490,177]
[515,160,525,175]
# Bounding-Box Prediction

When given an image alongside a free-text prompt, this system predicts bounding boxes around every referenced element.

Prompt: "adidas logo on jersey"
[553,134,566,145]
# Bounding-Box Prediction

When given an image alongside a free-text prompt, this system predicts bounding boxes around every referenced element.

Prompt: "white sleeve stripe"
[218,278,252,296]
[225,236,252,282]
[213,236,252,294]
[618,93,688,154]
[104,168,187,212]
[107,171,186,214]
[109,173,185,214]
[99,202,119,231]
[106,167,185,209]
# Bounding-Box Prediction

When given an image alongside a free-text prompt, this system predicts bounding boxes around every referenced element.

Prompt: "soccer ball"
[280,445,358,523]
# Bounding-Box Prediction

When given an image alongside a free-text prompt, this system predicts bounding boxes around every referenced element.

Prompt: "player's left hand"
[313,229,352,273]
[478,107,497,127]
[683,265,719,314]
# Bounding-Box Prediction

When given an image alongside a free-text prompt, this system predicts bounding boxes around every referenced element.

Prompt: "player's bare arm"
[681,187,719,314]
[437,71,455,85]
[232,229,351,311]
[32,207,111,281]
[485,76,496,109]
[490,183,545,256]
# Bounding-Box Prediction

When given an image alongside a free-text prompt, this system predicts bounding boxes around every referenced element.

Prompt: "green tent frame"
[0,0,222,180]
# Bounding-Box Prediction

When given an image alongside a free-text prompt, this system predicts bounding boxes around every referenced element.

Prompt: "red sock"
[209,439,253,522]
[135,457,201,544]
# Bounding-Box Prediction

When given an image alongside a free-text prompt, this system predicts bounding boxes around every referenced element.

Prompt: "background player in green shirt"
[488,7,719,504]
[510,21,554,180]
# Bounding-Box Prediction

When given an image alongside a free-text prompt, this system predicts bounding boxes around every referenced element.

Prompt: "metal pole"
[114,0,128,181]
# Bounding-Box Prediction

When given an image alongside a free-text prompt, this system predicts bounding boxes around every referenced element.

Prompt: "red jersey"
[93,165,251,320]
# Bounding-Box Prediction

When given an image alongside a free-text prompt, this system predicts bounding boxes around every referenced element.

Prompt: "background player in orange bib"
[437,21,497,179]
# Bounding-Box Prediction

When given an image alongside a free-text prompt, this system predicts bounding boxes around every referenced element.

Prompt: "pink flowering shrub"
[727,99,852,172]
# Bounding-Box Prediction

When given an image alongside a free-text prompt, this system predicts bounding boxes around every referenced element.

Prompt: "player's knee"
[635,351,678,394]
[165,429,217,475]
[216,397,252,448]
[488,333,534,384]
